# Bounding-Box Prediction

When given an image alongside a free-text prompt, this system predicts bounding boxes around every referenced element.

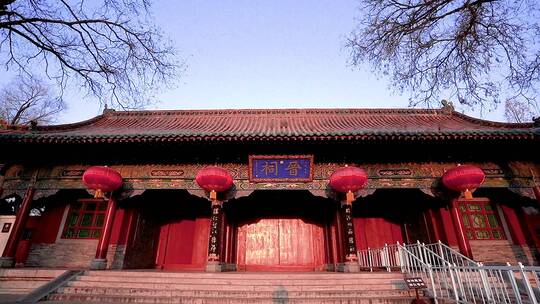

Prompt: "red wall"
[523,212,540,248]
[500,203,540,248]
[15,203,66,264]
[436,207,458,247]
[155,217,209,269]
[110,208,136,245]
[354,217,403,249]
[500,205,528,245]
[29,203,66,244]
[24,203,135,246]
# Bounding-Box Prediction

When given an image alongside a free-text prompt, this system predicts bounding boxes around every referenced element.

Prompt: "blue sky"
[10,0,508,123]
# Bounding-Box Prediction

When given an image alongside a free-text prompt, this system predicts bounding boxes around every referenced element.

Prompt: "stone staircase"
[45,270,423,303]
[0,269,66,303]
[0,269,66,294]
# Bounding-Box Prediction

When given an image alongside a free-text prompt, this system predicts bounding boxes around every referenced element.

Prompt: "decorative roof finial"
[441,99,455,114]
[102,103,115,115]
[29,120,38,131]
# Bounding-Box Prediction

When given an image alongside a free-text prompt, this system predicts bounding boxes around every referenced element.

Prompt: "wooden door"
[123,210,160,269]
[403,212,431,244]
[237,218,325,271]
[155,217,210,270]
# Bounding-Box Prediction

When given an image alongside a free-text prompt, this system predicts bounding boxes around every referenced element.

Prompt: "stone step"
[57,286,415,298]
[66,280,406,291]
[83,270,403,280]
[0,279,51,289]
[0,269,65,278]
[50,270,417,304]
[48,293,417,304]
[74,275,406,286]
[0,268,67,296]
[0,287,34,294]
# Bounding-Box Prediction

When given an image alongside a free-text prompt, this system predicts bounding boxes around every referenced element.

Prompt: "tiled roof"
[0,108,537,143]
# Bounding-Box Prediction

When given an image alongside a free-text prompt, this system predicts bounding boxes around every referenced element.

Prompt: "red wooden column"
[449,198,473,259]
[224,220,235,265]
[427,209,442,242]
[206,200,224,272]
[0,186,35,268]
[340,201,360,272]
[90,197,117,270]
[333,205,344,265]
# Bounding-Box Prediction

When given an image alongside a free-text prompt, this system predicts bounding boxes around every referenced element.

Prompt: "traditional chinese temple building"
[0,106,539,272]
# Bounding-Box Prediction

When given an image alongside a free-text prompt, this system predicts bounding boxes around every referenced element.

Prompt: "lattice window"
[62,199,107,239]
[459,200,506,240]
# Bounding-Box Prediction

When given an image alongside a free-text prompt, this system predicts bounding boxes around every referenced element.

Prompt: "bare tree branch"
[347,0,540,111]
[0,0,181,109]
[0,74,66,125]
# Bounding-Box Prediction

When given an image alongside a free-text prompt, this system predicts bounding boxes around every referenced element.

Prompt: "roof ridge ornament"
[440,99,455,114]
[29,120,38,131]
[102,103,116,115]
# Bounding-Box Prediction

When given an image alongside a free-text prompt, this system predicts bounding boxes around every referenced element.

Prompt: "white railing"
[442,262,540,304]
[357,243,401,272]
[357,241,540,304]
[424,241,479,267]
[397,244,439,301]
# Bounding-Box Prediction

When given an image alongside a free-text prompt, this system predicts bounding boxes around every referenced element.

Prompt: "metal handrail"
[357,243,401,271]
[398,243,440,302]
[357,241,540,304]
[425,241,479,267]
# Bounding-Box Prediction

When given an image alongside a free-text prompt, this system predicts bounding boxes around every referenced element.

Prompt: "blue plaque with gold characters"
[249,155,313,182]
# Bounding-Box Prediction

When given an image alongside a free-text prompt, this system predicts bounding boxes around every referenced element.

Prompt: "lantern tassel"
[94,189,103,199]
[346,190,355,204]
[464,189,473,200]
[210,190,217,201]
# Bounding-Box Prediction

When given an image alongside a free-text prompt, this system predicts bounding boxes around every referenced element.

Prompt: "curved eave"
[0,130,536,144]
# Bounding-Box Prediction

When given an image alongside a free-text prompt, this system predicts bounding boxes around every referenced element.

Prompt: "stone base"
[336,262,360,273]
[0,256,14,268]
[324,263,336,272]
[205,262,237,272]
[221,263,237,272]
[205,261,222,272]
[89,258,107,270]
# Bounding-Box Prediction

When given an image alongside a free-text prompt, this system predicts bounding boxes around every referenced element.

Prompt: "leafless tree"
[504,98,538,123]
[347,0,540,110]
[0,0,180,109]
[0,74,66,125]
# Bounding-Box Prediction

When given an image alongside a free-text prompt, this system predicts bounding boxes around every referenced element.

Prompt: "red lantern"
[82,166,123,198]
[196,166,234,200]
[329,166,368,203]
[442,165,485,199]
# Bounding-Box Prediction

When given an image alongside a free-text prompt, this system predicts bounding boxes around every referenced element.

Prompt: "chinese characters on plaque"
[249,155,313,182]
[208,204,222,261]
[343,204,357,256]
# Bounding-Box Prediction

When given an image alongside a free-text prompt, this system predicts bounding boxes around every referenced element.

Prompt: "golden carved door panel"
[238,218,324,270]
[244,219,279,265]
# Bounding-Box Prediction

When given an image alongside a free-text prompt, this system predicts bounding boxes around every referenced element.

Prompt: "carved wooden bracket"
[419,188,436,197]
[307,189,326,198]
[234,190,254,199]
[508,187,536,200]
[186,189,207,199]
[0,189,26,200]
[33,189,60,200]
[357,189,377,198]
